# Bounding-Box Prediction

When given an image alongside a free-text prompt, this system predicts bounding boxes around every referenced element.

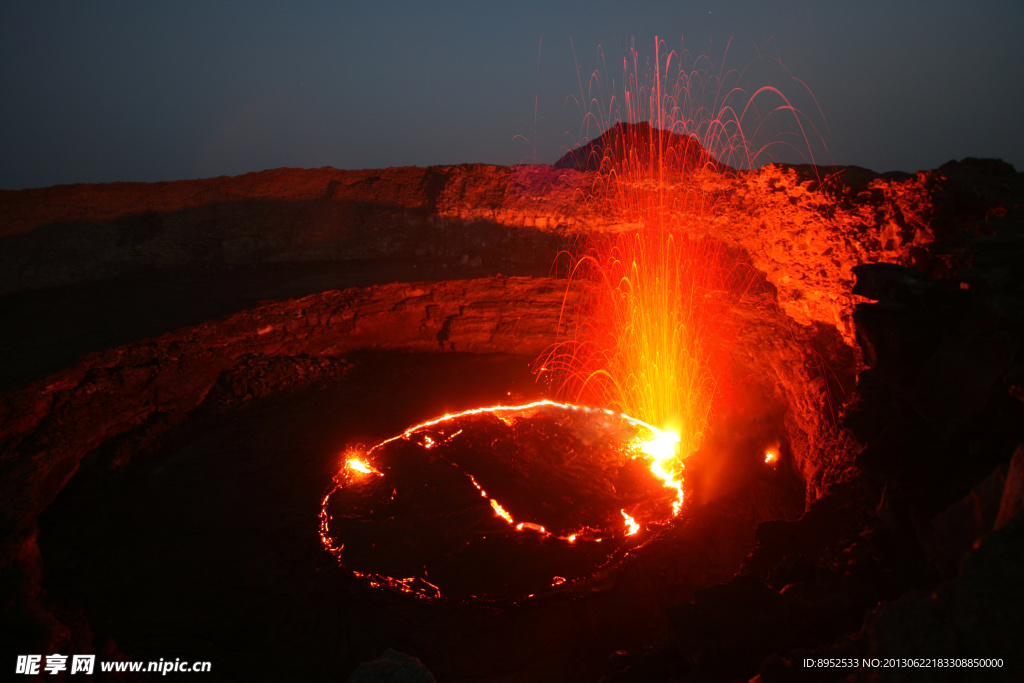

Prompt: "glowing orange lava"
[344,456,378,476]
[629,425,684,514]
[490,499,514,525]
[328,400,682,543]
[320,400,689,600]
[621,509,640,536]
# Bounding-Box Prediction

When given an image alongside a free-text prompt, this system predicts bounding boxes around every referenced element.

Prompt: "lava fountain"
[542,37,824,457]
[320,39,823,601]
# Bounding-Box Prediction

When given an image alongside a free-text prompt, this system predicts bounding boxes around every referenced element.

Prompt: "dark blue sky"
[2,1,1022,189]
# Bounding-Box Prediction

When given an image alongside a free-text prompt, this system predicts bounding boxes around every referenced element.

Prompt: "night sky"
[2,1,1022,190]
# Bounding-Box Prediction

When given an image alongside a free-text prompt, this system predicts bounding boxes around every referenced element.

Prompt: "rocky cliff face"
[0,165,589,293]
[0,276,573,544]
[3,159,1018,345]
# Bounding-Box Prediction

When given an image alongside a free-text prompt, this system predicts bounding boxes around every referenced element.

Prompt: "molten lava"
[630,427,684,514]
[343,456,379,477]
[621,509,640,536]
[319,401,685,600]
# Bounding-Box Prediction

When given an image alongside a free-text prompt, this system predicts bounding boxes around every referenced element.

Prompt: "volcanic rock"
[1,151,1023,681]
[0,165,591,294]
[3,155,1019,351]
[995,445,1024,529]
[552,121,726,173]
[0,276,574,551]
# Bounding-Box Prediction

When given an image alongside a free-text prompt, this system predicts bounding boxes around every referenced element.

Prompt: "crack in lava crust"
[319,400,685,601]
